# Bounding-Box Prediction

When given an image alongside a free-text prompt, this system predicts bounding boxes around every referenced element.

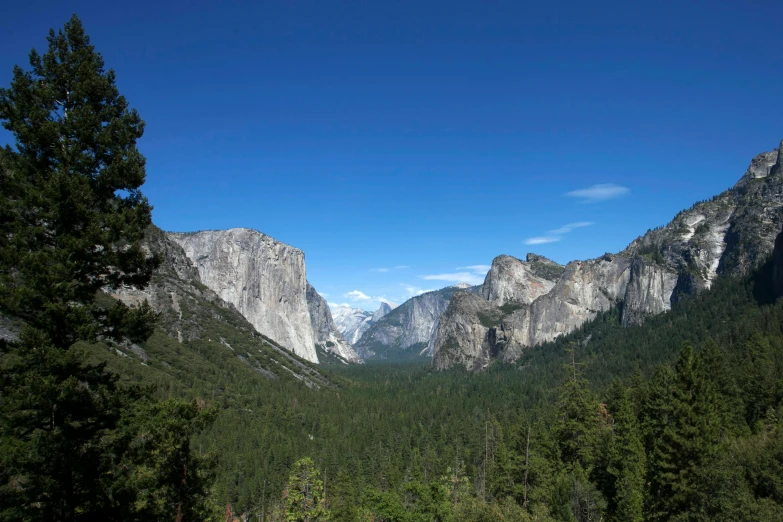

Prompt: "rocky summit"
[306,282,362,364]
[169,228,320,363]
[355,284,479,360]
[108,227,333,386]
[433,139,783,370]
[332,305,381,345]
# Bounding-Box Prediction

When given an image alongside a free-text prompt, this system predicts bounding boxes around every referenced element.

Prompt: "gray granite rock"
[433,140,783,370]
[306,282,361,363]
[169,228,318,363]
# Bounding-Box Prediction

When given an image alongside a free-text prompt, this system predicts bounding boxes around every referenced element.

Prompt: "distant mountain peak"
[452,282,472,289]
[372,302,394,322]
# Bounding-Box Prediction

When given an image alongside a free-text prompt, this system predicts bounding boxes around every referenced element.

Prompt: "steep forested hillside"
[82,253,783,520]
[3,15,781,522]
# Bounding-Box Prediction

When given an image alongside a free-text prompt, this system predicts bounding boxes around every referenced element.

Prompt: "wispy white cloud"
[344,290,371,301]
[420,272,485,286]
[524,236,561,245]
[547,221,595,235]
[457,265,491,274]
[370,268,390,272]
[342,290,395,308]
[394,265,410,269]
[328,302,352,309]
[401,283,434,297]
[525,222,596,245]
[565,183,629,203]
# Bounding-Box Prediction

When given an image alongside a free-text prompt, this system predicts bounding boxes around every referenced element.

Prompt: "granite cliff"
[306,282,362,364]
[332,303,393,345]
[355,284,478,360]
[108,227,332,386]
[169,228,319,363]
[433,140,783,370]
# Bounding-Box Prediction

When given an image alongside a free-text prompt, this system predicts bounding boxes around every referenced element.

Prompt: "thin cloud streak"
[420,272,485,286]
[457,265,491,274]
[525,236,561,245]
[401,283,434,297]
[565,183,629,202]
[548,221,595,235]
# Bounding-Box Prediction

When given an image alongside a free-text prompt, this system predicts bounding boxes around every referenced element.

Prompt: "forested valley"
[2,15,783,522]
[83,253,783,521]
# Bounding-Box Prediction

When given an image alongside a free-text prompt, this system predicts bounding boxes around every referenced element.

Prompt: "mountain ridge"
[432,139,783,369]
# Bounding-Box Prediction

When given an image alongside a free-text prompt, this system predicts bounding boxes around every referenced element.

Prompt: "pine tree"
[740,333,776,429]
[0,15,184,521]
[554,348,600,472]
[0,14,158,349]
[606,381,646,522]
[647,343,720,519]
[700,337,746,437]
[283,458,331,522]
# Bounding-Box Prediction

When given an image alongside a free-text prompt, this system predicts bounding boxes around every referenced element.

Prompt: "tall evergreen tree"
[0,15,216,522]
[283,457,331,522]
[606,381,646,522]
[647,343,720,520]
[554,350,600,472]
[740,333,777,429]
[0,14,158,349]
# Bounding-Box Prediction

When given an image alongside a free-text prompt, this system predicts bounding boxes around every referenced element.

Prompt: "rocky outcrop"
[372,302,393,323]
[355,285,476,360]
[624,139,783,289]
[433,138,783,370]
[433,254,679,369]
[306,282,361,363]
[621,259,679,326]
[169,228,318,363]
[332,305,376,344]
[108,226,333,386]
[481,255,558,305]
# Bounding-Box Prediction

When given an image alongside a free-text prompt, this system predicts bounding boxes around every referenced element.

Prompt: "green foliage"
[527,261,566,282]
[110,398,217,521]
[3,15,781,522]
[554,356,601,473]
[0,14,159,352]
[0,16,213,521]
[646,344,721,520]
[606,381,645,522]
[477,311,501,328]
[283,457,330,522]
[498,302,525,315]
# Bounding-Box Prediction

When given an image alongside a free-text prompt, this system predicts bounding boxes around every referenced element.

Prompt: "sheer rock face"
[372,302,393,323]
[621,259,679,327]
[624,140,783,290]
[108,226,229,343]
[433,140,783,370]
[332,306,374,345]
[775,223,783,298]
[109,227,333,386]
[169,228,319,363]
[481,255,557,305]
[355,287,465,360]
[306,282,362,363]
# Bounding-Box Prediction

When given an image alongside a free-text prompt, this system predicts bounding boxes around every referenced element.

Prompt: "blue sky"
[3,1,783,310]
